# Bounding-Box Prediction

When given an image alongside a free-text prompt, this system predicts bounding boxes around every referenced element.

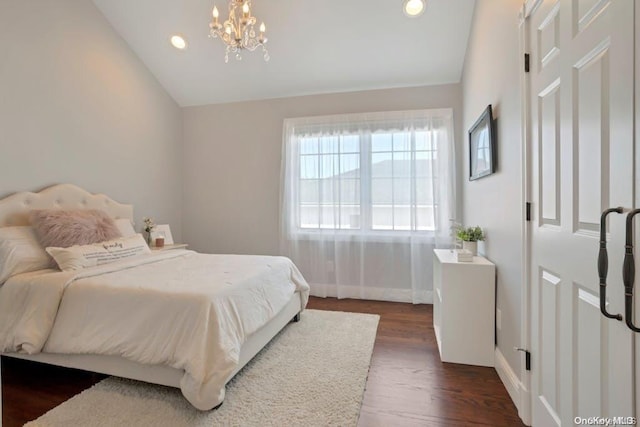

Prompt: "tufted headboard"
[0,184,134,227]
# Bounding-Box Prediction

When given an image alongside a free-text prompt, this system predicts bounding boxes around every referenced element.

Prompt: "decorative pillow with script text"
[46,234,151,271]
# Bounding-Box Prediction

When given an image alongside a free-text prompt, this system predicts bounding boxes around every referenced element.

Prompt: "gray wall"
[182,84,463,255]
[461,0,523,377]
[0,0,183,239]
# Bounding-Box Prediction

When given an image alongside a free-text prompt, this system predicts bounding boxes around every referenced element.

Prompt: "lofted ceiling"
[92,0,476,107]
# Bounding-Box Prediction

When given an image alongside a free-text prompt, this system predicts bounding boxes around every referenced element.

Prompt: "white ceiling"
[92,0,476,107]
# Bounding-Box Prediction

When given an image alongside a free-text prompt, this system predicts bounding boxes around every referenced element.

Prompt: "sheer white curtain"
[280,109,456,303]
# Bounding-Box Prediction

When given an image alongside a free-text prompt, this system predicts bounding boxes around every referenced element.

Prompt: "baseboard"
[494,347,524,421]
[309,283,433,304]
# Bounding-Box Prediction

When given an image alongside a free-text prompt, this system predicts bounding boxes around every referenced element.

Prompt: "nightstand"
[151,243,188,251]
[433,249,496,367]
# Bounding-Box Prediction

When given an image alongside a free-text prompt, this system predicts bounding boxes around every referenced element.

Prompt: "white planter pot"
[462,241,477,256]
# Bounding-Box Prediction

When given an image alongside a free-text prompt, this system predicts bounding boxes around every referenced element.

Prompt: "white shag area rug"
[26,309,379,427]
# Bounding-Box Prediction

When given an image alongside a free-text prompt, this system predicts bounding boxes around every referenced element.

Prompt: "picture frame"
[468,105,496,181]
[150,224,174,246]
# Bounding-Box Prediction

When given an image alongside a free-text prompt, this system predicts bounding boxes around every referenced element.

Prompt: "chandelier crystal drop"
[209,0,269,63]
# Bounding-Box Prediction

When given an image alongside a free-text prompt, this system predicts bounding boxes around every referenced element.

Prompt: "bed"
[0,184,310,410]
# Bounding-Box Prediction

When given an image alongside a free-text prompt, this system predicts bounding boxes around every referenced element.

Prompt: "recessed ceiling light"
[170,35,187,50]
[404,0,425,17]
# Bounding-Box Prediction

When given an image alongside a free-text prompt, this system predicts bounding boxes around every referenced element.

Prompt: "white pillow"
[46,234,151,271]
[0,226,51,284]
[115,218,136,237]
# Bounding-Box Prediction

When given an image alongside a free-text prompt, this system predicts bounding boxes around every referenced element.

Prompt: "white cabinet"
[433,249,496,367]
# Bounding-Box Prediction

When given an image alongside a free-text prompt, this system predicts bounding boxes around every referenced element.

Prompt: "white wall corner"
[494,347,530,426]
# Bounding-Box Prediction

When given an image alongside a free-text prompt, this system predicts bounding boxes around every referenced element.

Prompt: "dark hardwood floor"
[2,298,523,426]
[308,298,524,427]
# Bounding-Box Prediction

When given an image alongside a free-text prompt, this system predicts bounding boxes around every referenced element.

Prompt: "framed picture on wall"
[468,105,496,181]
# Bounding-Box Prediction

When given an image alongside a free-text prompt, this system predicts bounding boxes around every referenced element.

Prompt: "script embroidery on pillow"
[46,234,151,271]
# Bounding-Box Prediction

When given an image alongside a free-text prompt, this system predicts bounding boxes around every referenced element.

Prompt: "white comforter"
[0,250,310,410]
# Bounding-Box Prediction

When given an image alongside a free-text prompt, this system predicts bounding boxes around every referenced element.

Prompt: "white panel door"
[528,0,634,425]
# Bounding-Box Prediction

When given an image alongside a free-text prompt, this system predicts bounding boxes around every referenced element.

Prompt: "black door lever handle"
[623,209,640,332]
[599,207,623,321]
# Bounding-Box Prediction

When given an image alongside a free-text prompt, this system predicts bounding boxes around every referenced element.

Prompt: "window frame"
[283,109,452,240]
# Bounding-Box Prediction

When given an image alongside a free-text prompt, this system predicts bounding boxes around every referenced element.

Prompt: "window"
[298,135,361,230]
[282,110,454,236]
[370,131,437,231]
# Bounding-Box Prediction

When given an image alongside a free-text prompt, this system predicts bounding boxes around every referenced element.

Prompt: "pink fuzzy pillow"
[30,209,122,249]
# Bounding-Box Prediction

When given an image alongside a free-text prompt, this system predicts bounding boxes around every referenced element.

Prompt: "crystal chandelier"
[209,0,269,63]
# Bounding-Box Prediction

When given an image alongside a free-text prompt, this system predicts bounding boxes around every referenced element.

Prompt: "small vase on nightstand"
[462,241,477,256]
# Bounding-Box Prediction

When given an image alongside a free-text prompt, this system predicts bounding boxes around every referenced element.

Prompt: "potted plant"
[455,225,485,256]
[143,217,156,246]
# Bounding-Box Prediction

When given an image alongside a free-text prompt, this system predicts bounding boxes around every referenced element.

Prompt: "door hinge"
[524,53,530,73]
[526,202,531,221]
[515,348,531,371]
